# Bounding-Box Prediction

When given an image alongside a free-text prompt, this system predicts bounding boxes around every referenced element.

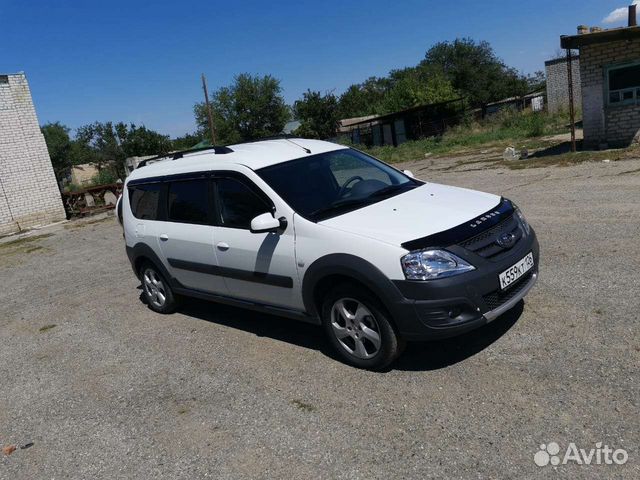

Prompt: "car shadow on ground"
[172,296,337,356]
[140,288,524,372]
[393,301,523,372]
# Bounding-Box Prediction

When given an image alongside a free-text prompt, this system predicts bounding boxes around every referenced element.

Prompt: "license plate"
[499,252,534,290]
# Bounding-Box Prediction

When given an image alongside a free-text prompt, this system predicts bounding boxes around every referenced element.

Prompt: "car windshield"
[257,148,420,221]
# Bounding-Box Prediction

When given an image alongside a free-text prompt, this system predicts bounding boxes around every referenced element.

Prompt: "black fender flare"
[301,253,406,319]
[126,243,178,288]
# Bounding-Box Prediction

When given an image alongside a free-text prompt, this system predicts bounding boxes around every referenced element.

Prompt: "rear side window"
[129,184,161,220]
[167,179,210,225]
[216,177,271,229]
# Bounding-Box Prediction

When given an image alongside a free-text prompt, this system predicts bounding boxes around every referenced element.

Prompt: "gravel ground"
[1,156,638,479]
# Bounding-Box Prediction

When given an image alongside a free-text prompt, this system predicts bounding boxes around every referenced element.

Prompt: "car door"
[156,176,227,295]
[212,174,300,310]
[126,180,163,259]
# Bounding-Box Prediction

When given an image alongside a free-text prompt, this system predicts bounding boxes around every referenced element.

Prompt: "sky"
[0,0,634,138]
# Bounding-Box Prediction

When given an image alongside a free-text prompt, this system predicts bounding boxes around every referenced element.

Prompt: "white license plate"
[499,252,534,290]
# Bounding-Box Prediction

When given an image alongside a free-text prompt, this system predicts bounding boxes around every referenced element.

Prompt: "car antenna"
[284,138,311,154]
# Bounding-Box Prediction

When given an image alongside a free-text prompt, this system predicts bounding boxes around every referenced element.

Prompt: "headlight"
[401,249,475,281]
[512,203,531,235]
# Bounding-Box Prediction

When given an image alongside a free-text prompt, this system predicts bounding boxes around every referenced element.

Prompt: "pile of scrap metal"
[62,182,122,217]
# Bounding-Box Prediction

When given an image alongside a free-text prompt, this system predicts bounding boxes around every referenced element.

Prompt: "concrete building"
[545,56,581,113]
[0,73,66,235]
[561,7,640,148]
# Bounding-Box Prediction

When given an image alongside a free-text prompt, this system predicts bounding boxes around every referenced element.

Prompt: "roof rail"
[236,134,301,144]
[137,145,234,168]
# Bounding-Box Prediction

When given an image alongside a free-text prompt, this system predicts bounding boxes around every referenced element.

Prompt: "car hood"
[319,183,501,247]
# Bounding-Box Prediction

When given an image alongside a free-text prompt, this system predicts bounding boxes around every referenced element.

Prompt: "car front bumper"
[388,229,540,341]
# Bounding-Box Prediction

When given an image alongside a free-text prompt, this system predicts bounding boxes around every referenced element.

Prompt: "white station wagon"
[120,138,539,369]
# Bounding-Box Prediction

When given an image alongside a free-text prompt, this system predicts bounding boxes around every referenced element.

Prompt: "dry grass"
[291,399,316,412]
[64,216,115,230]
[0,233,53,267]
[503,146,638,170]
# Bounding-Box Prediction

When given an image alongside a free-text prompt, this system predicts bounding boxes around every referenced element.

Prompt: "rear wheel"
[321,284,404,370]
[140,262,178,314]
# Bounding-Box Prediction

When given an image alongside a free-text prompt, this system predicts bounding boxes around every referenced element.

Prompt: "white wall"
[0,73,66,235]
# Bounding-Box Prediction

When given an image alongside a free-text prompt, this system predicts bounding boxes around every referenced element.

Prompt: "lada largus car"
[121,138,539,369]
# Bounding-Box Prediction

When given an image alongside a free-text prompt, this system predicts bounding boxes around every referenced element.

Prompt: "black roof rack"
[137,145,234,168]
[231,134,302,144]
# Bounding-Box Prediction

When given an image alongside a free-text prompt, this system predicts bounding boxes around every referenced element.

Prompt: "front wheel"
[321,284,404,370]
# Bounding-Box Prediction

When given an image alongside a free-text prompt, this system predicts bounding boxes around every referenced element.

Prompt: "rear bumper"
[388,229,540,341]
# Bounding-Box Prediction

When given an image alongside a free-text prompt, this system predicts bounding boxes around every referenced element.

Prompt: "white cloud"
[603,1,640,24]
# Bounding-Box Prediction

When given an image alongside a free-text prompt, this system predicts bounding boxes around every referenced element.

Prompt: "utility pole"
[201,74,216,145]
[566,49,576,153]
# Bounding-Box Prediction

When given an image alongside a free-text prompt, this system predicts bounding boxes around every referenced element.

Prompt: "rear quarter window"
[129,184,161,220]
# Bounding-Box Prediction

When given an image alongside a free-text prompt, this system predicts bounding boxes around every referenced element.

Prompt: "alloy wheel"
[143,268,167,308]
[330,298,382,359]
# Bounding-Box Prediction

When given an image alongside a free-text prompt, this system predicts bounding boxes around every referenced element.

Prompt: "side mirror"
[250,212,284,233]
[403,169,415,178]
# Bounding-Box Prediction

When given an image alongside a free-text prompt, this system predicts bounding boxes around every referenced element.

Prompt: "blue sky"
[0,0,633,137]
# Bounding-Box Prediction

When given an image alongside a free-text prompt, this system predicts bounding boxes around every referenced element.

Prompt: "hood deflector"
[401,198,513,251]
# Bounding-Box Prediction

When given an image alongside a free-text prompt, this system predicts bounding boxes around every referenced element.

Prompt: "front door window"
[216,177,271,229]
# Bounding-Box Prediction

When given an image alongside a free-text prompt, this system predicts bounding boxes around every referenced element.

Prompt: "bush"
[91,169,117,186]
[486,108,570,138]
[348,108,574,163]
[65,183,82,193]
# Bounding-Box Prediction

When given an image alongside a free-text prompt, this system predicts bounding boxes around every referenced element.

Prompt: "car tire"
[321,283,405,370]
[139,262,179,314]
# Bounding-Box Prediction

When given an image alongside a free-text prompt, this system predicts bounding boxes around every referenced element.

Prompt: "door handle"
[159,234,169,241]
[216,242,229,251]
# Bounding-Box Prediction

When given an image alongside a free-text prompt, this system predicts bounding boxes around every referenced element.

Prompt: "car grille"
[482,271,534,311]
[459,214,522,261]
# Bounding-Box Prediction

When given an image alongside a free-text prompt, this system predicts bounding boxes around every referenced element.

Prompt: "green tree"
[75,121,125,170]
[172,132,206,150]
[422,38,529,106]
[194,74,290,144]
[338,77,390,118]
[119,124,172,157]
[41,122,73,179]
[338,68,459,118]
[74,122,172,178]
[293,90,340,139]
[381,66,459,112]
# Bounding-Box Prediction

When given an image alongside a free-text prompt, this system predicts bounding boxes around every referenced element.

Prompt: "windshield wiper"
[309,198,375,219]
[368,183,417,199]
[310,184,418,220]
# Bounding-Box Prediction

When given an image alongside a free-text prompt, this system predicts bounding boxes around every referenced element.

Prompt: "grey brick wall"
[545,56,581,113]
[580,39,640,148]
[0,73,66,236]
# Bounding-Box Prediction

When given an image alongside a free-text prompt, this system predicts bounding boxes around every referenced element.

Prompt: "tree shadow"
[139,286,524,372]
[530,140,582,158]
